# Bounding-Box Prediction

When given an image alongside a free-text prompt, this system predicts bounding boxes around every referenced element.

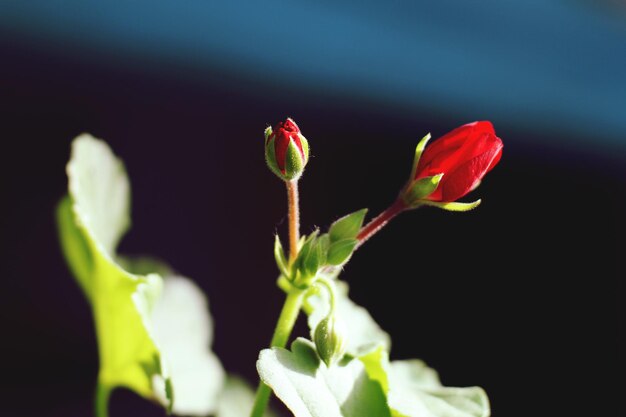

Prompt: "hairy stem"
[355,198,407,250]
[250,179,304,417]
[286,180,300,261]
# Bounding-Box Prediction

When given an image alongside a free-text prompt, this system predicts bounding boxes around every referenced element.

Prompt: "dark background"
[1,2,624,417]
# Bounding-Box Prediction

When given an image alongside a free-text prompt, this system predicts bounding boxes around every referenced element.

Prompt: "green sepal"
[329,208,368,242]
[327,238,358,266]
[274,235,289,277]
[408,133,432,180]
[303,234,330,277]
[315,234,330,266]
[299,134,310,164]
[264,139,283,179]
[403,174,443,205]
[297,235,307,251]
[422,199,482,212]
[284,139,306,180]
[294,230,320,281]
[264,126,273,141]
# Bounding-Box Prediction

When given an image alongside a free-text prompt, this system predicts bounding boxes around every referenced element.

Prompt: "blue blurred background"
[1,1,626,151]
[0,1,624,417]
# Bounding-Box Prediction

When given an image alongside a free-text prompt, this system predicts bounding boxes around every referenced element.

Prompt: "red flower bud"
[265,118,309,181]
[412,121,503,203]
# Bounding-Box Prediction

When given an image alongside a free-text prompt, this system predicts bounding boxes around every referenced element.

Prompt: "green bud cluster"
[274,208,368,288]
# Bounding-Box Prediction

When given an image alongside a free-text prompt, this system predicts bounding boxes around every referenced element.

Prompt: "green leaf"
[421,199,482,212]
[66,134,131,256]
[56,196,94,299]
[57,135,169,406]
[326,238,358,266]
[329,209,368,242]
[405,174,443,203]
[57,134,224,415]
[358,346,389,392]
[360,348,490,417]
[215,375,278,417]
[274,235,289,277]
[307,280,391,357]
[257,338,391,417]
[58,196,170,404]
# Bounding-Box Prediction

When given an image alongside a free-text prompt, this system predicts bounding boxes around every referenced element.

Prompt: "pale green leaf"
[151,276,225,416]
[58,162,169,405]
[257,338,391,417]
[57,134,224,415]
[67,133,131,257]
[360,348,490,417]
[57,196,94,299]
[307,281,391,357]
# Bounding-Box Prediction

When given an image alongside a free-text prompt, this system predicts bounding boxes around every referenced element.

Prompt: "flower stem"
[250,289,305,417]
[355,198,407,250]
[250,179,304,417]
[286,180,300,261]
[95,381,111,417]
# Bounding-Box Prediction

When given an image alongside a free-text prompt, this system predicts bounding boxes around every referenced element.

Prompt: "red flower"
[414,121,503,202]
[265,118,308,175]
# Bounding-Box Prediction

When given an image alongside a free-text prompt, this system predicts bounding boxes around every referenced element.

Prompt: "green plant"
[57,119,502,417]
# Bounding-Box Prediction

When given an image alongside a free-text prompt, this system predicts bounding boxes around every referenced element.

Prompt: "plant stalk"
[250,179,304,417]
[250,289,305,417]
[286,180,300,261]
[355,198,407,250]
[95,381,111,417]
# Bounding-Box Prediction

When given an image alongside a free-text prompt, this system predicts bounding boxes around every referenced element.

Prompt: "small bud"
[264,118,310,181]
[313,316,347,367]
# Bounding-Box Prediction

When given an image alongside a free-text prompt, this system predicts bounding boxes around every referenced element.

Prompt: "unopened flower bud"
[313,316,347,367]
[264,118,309,181]
[401,121,503,209]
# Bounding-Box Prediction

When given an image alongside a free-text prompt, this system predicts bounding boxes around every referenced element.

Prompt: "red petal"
[436,142,503,202]
[417,121,494,174]
[274,131,290,172]
[485,136,503,173]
